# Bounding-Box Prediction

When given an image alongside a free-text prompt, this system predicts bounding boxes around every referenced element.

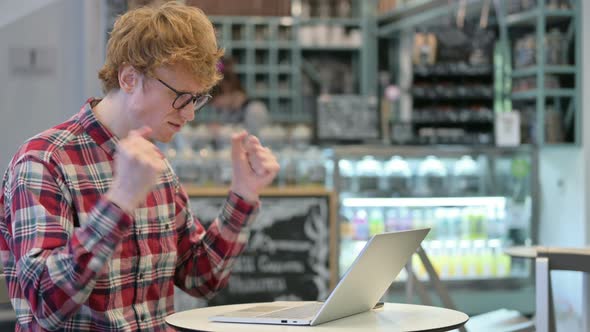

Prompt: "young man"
[0,3,279,331]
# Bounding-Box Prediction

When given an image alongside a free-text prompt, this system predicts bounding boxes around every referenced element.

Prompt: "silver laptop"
[209,228,429,326]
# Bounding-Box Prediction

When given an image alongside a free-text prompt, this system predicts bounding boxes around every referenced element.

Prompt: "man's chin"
[153,133,174,144]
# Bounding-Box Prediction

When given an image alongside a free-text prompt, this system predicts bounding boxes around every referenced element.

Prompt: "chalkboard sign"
[316,94,380,143]
[186,189,335,306]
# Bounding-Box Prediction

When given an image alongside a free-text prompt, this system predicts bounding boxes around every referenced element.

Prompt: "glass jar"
[173,149,202,184]
[279,147,298,186]
[417,156,448,196]
[338,159,357,192]
[383,156,413,196]
[215,148,233,186]
[297,147,326,186]
[452,155,480,195]
[356,156,383,194]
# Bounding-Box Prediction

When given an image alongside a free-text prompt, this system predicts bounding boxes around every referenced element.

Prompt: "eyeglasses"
[156,78,212,113]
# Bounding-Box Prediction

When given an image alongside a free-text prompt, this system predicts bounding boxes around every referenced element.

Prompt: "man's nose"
[179,104,195,122]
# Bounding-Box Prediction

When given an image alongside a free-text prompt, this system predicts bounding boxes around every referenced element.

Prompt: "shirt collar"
[78,98,119,157]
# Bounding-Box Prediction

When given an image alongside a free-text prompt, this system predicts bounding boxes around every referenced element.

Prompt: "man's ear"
[118,64,139,93]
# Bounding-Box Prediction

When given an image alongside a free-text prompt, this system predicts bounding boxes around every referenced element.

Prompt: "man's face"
[129,64,204,143]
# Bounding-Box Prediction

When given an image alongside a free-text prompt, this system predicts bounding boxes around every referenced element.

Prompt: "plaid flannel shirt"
[0,99,259,331]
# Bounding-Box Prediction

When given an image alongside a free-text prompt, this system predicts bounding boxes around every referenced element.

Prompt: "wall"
[0,0,105,171]
[0,0,58,28]
[538,148,585,330]
[537,0,590,330]
[582,0,590,330]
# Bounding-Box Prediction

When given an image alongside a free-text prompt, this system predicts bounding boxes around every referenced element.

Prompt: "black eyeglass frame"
[156,78,212,113]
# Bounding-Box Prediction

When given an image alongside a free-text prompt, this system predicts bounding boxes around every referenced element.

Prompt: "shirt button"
[138,273,143,280]
[165,224,170,230]
[141,314,146,322]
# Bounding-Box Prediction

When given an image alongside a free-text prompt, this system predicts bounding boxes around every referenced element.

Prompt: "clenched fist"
[106,127,167,212]
[230,131,280,203]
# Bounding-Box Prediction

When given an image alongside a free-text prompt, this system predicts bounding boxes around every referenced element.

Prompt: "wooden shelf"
[184,185,332,197]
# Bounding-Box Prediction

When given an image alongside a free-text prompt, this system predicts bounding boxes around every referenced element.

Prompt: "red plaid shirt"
[0,99,259,331]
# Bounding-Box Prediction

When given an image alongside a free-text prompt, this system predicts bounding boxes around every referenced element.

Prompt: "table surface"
[505,246,590,259]
[504,246,540,258]
[166,302,469,332]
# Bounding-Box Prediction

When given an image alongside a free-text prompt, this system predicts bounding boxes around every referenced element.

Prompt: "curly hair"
[98,2,224,94]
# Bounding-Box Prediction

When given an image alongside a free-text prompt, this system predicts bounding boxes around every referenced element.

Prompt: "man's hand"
[230,131,280,203]
[106,127,167,213]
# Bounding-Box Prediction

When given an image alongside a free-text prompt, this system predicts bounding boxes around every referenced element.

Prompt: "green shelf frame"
[298,17,362,27]
[235,65,295,74]
[207,1,376,124]
[377,0,489,36]
[511,65,577,78]
[301,46,361,52]
[497,0,581,146]
[251,92,294,98]
[511,89,576,100]
[229,41,293,49]
[377,0,446,25]
[505,8,574,27]
[211,15,305,123]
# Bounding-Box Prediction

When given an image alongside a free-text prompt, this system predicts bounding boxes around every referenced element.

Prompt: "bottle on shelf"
[352,208,369,240]
[340,207,355,241]
[486,205,507,240]
[428,240,443,277]
[462,240,478,278]
[462,207,487,240]
[368,208,386,236]
[448,208,460,240]
[423,208,437,240]
[491,241,512,277]
[398,207,413,231]
[448,208,463,240]
[472,239,487,277]
[480,243,495,277]
[411,208,425,230]
[446,240,462,279]
[385,208,398,233]
[435,208,450,241]
[438,242,451,279]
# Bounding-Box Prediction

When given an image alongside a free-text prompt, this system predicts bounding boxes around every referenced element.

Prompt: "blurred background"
[0,1,590,331]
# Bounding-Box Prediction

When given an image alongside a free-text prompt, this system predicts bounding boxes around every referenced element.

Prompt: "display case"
[332,145,537,315]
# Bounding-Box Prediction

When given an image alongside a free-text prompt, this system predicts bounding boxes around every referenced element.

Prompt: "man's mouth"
[168,122,182,130]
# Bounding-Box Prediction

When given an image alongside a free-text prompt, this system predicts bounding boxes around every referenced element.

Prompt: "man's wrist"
[229,186,259,204]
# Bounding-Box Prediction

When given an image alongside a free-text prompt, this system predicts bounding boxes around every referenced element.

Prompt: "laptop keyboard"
[260,303,324,319]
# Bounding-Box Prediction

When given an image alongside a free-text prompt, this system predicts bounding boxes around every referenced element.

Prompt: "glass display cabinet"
[331,145,537,315]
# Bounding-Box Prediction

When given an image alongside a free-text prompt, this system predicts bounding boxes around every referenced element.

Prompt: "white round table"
[166,302,469,332]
